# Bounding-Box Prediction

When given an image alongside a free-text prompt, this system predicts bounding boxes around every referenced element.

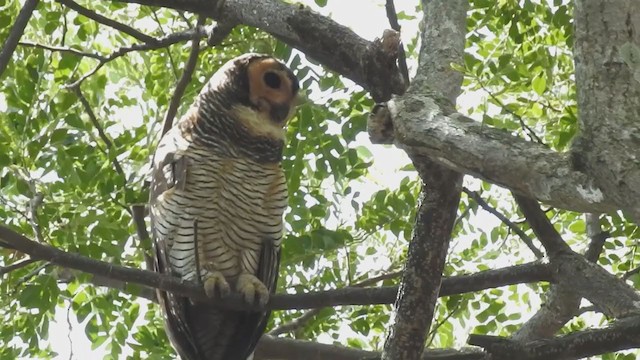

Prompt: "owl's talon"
[203,271,231,299]
[236,273,269,306]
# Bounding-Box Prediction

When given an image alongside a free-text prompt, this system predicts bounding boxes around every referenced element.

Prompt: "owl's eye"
[263,71,281,89]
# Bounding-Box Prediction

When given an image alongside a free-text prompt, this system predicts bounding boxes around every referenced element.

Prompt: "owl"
[150,53,299,360]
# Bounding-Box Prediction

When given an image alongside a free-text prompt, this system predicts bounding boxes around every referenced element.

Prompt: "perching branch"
[0,0,39,79]
[255,335,484,360]
[56,0,158,44]
[0,225,553,311]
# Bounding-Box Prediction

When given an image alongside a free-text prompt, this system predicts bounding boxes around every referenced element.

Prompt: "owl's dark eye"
[263,71,281,89]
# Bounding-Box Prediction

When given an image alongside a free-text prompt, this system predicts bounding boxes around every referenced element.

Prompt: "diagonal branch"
[514,194,640,319]
[0,225,553,311]
[0,0,40,79]
[464,188,543,258]
[66,26,208,87]
[0,258,39,276]
[161,16,204,136]
[512,193,572,258]
[72,86,126,177]
[111,0,406,102]
[56,0,158,44]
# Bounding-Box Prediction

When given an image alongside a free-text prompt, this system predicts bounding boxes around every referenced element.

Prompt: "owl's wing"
[149,128,202,360]
[225,239,281,359]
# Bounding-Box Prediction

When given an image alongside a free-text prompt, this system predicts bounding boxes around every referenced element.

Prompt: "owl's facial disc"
[247,58,299,125]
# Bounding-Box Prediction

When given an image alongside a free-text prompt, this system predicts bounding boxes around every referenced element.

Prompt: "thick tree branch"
[513,194,572,258]
[572,0,640,220]
[469,315,640,360]
[0,0,39,79]
[0,225,553,311]
[111,0,406,101]
[255,335,484,360]
[389,101,617,214]
[56,0,158,44]
[514,194,640,318]
[382,1,467,359]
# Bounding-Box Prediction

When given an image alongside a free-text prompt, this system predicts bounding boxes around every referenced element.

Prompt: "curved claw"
[203,271,231,299]
[236,273,269,307]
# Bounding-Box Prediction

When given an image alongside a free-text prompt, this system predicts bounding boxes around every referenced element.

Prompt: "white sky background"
[38,0,546,358]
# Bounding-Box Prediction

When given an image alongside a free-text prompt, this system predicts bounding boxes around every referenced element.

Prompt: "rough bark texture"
[381,1,467,359]
[390,104,616,214]
[572,0,640,220]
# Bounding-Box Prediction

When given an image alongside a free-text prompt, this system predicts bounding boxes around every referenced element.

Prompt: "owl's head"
[200,54,300,140]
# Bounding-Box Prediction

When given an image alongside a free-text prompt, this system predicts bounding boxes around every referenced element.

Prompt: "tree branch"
[56,0,158,44]
[111,0,406,101]
[382,1,467,359]
[0,225,553,311]
[389,99,617,215]
[66,26,208,87]
[0,0,39,79]
[469,315,640,360]
[463,188,543,258]
[512,194,572,258]
[72,86,126,177]
[255,335,484,360]
[514,194,640,318]
[0,258,38,276]
[161,16,203,136]
[512,213,609,341]
[18,41,107,60]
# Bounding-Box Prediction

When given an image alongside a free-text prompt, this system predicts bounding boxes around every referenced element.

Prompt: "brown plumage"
[149,54,299,360]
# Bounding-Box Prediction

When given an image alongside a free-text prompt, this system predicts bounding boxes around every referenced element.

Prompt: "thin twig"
[161,17,204,135]
[72,86,126,177]
[0,258,38,276]
[56,0,158,44]
[0,0,40,78]
[384,0,410,85]
[66,26,208,88]
[464,188,544,258]
[19,41,107,60]
[623,266,640,281]
[476,79,545,145]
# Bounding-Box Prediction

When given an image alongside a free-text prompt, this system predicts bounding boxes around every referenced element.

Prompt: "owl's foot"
[236,273,269,307]
[203,271,231,299]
